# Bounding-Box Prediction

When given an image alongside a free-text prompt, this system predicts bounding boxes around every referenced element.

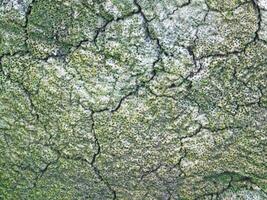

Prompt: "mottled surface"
[0,0,266,199]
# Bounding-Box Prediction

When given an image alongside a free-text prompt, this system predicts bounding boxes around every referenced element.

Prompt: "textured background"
[0,0,266,199]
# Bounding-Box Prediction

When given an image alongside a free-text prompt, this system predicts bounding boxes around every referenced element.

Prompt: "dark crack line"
[197,171,257,199]
[111,89,138,113]
[0,58,39,120]
[179,123,203,141]
[90,112,117,200]
[92,18,114,48]
[99,0,172,113]
[140,164,163,181]
[204,0,251,13]
[251,0,263,42]
[171,150,187,178]
[133,0,154,40]
[33,156,60,188]
[71,5,142,52]
[163,0,191,21]
[195,0,264,60]
[23,0,37,48]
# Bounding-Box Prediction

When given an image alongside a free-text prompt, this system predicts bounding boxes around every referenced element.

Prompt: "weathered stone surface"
[0,0,266,199]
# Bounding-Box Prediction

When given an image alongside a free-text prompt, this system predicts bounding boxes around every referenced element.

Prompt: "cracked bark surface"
[0,0,266,199]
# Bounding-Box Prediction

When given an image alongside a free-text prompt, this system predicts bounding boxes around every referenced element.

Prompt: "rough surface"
[0,0,266,199]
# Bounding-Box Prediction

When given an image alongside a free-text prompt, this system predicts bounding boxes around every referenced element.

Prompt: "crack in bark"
[90,112,117,199]
[1,0,266,198]
[0,56,39,120]
[251,0,263,42]
[23,0,36,48]
[162,0,192,21]
[140,164,163,181]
